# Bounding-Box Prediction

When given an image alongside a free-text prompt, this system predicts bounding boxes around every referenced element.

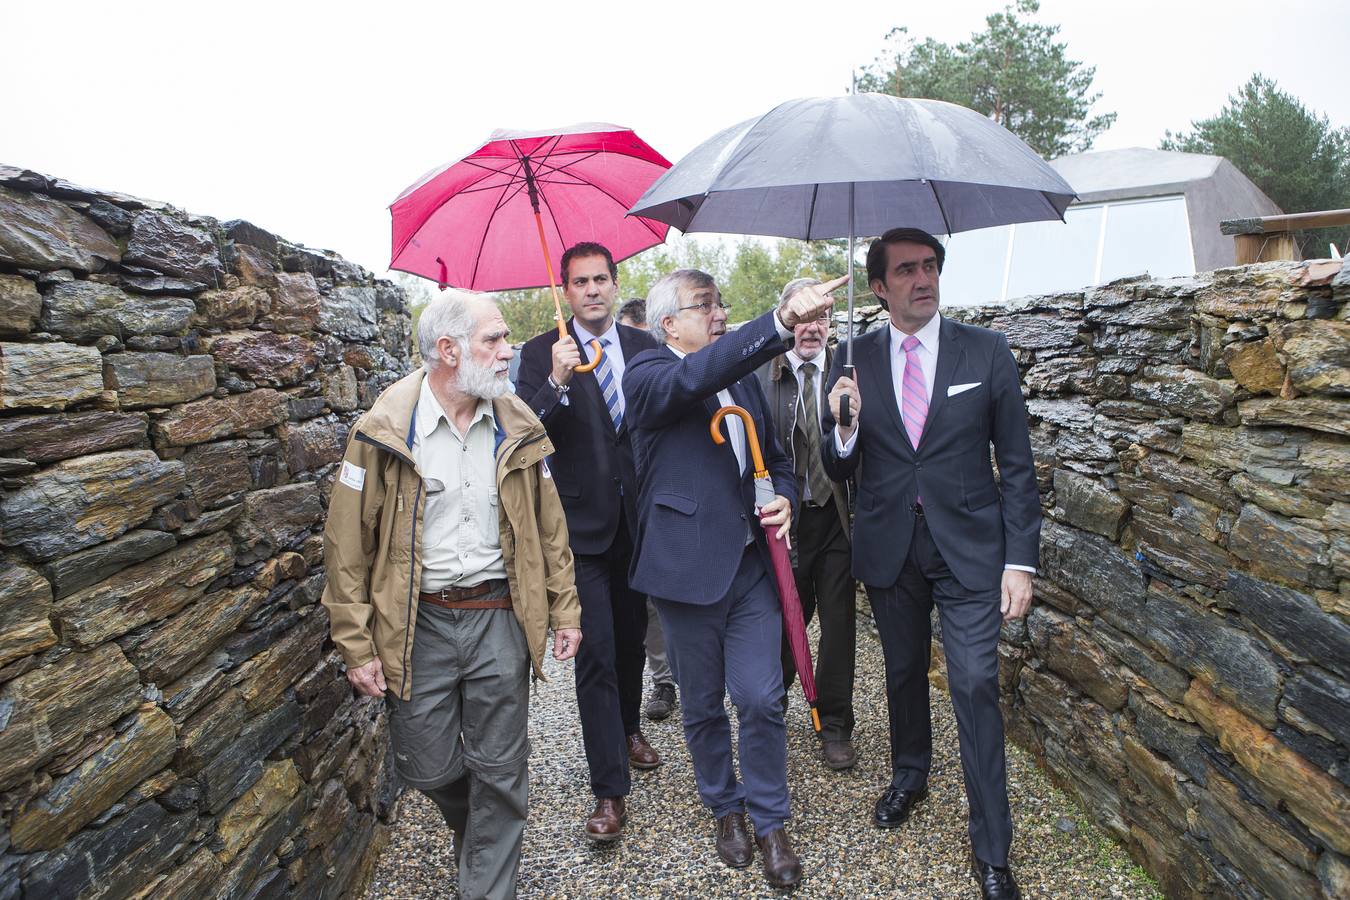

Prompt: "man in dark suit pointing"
[516,243,662,843]
[822,228,1040,900]
[624,269,845,891]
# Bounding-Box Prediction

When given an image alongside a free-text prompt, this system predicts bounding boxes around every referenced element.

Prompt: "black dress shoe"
[873,784,928,828]
[971,853,1021,900]
[714,811,753,868]
[755,827,802,890]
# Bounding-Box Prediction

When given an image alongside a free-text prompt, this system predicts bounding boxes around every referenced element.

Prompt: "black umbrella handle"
[838,364,855,428]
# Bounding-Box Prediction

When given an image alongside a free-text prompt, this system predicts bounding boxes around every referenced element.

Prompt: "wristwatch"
[547,374,570,395]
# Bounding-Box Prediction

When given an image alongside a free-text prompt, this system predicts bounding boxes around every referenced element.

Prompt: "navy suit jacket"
[515,319,659,556]
[821,316,1040,592]
[624,310,797,605]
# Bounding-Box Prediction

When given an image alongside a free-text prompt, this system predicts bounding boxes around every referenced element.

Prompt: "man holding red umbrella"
[515,242,663,843]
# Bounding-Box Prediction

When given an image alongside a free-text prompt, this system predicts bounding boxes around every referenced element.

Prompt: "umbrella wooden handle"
[572,337,603,374]
[533,209,604,374]
[710,405,768,479]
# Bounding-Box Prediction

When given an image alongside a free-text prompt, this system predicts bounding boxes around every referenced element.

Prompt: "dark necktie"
[799,362,832,507]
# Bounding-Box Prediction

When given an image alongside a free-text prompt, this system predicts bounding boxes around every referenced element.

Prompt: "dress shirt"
[836,313,941,457]
[785,349,826,430]
[834,314,1033,574]
[576,318,627,381]
[668,345,746,475]
[413,377,507,590]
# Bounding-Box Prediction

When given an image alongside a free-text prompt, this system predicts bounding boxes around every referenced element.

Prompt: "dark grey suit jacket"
[821,316,1040,592]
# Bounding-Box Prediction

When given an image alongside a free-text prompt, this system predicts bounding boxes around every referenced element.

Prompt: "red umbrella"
[390,124,672,371]
[711,405,821,733]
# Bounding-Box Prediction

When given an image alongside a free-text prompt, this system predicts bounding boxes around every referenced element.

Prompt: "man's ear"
[436,336,458,366]
[870,279,889,311]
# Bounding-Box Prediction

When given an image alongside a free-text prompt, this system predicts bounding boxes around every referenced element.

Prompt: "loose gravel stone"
[367,622,1161,899]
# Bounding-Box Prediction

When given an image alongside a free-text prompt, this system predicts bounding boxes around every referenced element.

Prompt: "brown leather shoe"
[756,827,802,889]
[714,811,753,868]
[821,739,857,770]
[627,731,662,770]
[583,797,626,842]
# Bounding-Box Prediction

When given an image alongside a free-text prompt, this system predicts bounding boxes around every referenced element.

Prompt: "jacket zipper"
[352,429,421,698]
[400,480,421,699]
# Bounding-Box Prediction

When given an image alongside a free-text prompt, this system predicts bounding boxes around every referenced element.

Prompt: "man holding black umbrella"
[822,228,1039,900]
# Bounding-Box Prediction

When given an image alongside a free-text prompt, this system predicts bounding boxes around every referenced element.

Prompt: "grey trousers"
[645,597,675,687]
[388,602,530,900]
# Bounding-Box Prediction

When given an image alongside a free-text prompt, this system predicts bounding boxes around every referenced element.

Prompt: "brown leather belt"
[419,580,511,610]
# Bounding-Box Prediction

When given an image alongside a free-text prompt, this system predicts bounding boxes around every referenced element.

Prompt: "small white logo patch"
[339,461,366,491]
[541,459,552,479]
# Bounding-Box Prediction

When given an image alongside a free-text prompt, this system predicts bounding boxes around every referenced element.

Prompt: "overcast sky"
[4,1,1346,277]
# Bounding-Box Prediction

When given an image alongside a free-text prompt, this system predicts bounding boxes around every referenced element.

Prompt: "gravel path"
[367,621,1160,899]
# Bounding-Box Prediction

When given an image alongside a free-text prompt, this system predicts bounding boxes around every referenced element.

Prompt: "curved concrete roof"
[1048,147,1282,269]
[1050,148,1225,201]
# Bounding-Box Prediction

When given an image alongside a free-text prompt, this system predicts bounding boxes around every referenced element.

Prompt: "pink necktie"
[900,335,928,451]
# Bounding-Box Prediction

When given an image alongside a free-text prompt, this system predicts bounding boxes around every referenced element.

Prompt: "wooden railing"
[1221,208,1350,263]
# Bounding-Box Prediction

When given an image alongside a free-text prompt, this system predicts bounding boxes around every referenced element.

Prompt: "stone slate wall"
[844,260,1348,899]
[0,167,410,899]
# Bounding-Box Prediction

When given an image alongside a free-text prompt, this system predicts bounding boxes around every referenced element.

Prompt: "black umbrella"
[629,93,1077,423]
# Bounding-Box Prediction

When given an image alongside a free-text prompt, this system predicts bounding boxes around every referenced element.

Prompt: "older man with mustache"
[755,278,858,771]
[324,289,581,900]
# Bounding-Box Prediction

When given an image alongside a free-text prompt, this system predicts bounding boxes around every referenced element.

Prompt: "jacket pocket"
[947,383,988,407]
[653,492,698,516]
[965,482,1000,510]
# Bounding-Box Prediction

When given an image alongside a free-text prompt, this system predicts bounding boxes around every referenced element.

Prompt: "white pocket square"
[947,382,982,397]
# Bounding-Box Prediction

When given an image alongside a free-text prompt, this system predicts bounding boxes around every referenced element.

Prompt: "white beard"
[456,354,510,399]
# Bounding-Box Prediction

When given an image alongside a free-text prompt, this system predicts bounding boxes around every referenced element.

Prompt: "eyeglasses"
[677,300,731,315]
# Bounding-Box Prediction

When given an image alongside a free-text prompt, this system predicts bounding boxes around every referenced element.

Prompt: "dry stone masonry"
[4,158,1348,900]
[0,166,410,900]
[842,259,1348,900]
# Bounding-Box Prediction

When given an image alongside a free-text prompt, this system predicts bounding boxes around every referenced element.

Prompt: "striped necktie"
[900,335,928,450]
[594,338,623,431]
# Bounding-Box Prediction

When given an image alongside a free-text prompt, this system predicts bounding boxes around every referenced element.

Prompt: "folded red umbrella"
[711,406,820,733]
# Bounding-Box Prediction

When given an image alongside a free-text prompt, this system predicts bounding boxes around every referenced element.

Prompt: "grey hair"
[645,268,716,344]
[417,288,491,370]
[777,277,822,310]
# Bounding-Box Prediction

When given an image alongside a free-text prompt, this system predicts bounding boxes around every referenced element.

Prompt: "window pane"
[941,225,1012,305]
[1099,196,1192,282]
[1005,205,1103,299]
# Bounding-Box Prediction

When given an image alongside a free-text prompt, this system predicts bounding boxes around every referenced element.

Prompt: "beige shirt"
[412,377,507,590]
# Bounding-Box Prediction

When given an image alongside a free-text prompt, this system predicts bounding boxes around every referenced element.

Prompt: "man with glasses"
[755,278,858,771]
[516,242,663,844]
[623,269,845,891]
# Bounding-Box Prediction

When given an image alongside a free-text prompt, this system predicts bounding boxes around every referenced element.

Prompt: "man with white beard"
[323,289,582,900]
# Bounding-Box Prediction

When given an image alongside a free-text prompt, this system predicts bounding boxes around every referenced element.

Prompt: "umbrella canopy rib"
[391,123,671,291]
[468,175,526,288]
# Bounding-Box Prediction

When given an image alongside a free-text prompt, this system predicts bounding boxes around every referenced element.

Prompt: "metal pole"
[838,72,859,427]
[840,183,856,427]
